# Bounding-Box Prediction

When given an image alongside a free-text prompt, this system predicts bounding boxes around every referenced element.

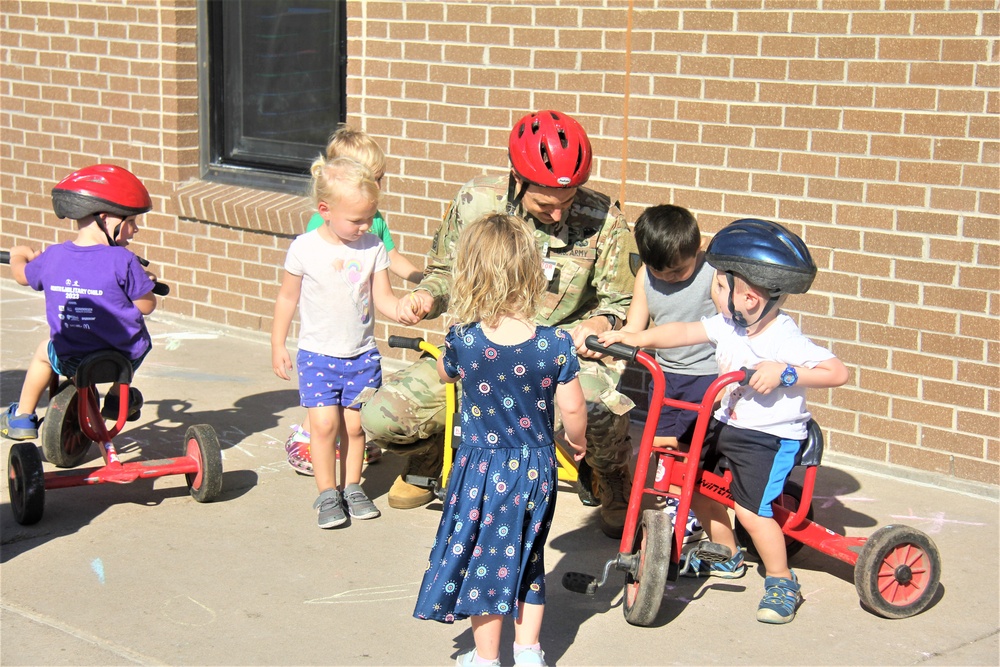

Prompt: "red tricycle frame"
[563,337,941,626]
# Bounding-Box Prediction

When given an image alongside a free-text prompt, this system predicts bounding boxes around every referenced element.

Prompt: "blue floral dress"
[413,323,580,623]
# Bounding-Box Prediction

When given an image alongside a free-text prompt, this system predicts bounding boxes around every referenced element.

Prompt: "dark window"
[205,0,346,192]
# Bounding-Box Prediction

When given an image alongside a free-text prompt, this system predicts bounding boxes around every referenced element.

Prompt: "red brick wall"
[1,1,997,485]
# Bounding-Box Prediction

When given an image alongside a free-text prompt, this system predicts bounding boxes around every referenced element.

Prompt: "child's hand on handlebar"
[8,245,40,264]
[596,329,634,348]
[746,361,784,395]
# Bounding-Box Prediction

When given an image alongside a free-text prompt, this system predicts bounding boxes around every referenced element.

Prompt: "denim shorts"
[48,341,149,380]
[297,347,382,409]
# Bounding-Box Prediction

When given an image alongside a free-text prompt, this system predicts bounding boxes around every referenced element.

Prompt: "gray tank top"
[643,254,718,375]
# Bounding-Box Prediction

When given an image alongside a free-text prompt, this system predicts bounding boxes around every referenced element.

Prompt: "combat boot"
[387,434,444,510]
[595,464,632,539]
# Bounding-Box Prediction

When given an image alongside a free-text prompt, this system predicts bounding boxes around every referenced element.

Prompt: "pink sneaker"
[285,426,313,476]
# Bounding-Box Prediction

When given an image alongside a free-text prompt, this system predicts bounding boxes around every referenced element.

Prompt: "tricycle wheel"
[735,479,810,561]
[854,524,941,619]
[41,382,94,468]
[184,424,223,502]
[623,509,672,626]
[8,442,45,525]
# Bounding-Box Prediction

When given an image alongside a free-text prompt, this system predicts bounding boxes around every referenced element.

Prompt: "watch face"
[781,367,797,386]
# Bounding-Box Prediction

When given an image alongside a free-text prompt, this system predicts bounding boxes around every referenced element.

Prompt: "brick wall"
[0,1,996,485]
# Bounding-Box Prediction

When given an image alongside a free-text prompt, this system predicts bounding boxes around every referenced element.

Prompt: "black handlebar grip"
[739,367,754,386]
[0,250,9,264]
[152,281,170,296]
[388,335,424,351]
[584,334,639,362]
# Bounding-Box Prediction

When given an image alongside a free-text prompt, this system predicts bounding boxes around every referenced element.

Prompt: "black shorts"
[701,419,803,518]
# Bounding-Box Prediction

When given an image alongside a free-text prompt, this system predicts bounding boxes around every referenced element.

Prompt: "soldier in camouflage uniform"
[361,110,639,538]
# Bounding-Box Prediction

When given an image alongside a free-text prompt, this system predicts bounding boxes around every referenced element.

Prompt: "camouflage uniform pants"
[360,353,635,473]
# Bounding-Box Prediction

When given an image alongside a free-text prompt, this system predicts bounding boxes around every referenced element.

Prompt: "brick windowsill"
[174,180,314,237]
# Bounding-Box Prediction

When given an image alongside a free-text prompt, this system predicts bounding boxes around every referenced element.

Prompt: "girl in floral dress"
[413,213,588,667]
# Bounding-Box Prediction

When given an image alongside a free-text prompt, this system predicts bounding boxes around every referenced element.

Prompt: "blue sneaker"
[0,403,39,440]
[455,650,500,667]
[679,546,747,579]
[757,570,802,624]
[663,497,705,544]
[513,646,548,666]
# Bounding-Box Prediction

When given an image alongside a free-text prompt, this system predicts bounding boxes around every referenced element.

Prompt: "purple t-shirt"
[24,242,155,361]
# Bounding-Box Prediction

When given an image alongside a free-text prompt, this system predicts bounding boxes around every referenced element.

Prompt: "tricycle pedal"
[688,541,732,564]
[404,474,436,489]
[562,571,598,596]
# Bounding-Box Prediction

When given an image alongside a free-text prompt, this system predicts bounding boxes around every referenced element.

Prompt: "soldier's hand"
[571,317,612,359]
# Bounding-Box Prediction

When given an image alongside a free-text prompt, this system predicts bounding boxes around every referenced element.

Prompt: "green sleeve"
[418,197,465,320]
[369,211,395,252]
[305,212,323,233]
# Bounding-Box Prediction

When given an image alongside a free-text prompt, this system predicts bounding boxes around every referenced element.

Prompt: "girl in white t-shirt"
[271,157,420,528]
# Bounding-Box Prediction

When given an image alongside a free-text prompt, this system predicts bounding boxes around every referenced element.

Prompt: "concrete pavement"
[1,279,998,666]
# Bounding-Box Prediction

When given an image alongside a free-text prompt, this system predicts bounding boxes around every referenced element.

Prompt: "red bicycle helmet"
[508,110,592,188]
[51,164,152,220]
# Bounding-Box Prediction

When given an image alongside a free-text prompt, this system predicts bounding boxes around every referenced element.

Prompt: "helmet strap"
[726,272,778,329]
[95,213,117,247]
[505,172,529,215]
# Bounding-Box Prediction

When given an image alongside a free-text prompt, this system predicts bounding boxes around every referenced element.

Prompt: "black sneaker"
[101,387,144,421]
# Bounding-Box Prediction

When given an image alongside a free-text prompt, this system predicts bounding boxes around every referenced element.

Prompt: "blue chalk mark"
[91,558,105,584]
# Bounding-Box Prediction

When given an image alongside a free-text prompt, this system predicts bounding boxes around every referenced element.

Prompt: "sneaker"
[663,497,705,544]
[100,387,143,421]
[343,483,380,520]
[0,403,39,440]
[757,571,803,624]
[314,488,347,528]
[285,427,380,474]
[285,426,313,475]
[513,646,548,666]
[679,547,747,579]
[455,650,500,667]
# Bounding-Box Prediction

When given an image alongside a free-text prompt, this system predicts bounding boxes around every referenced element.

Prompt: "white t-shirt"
[701,312,835,440]
[284,230,390,358]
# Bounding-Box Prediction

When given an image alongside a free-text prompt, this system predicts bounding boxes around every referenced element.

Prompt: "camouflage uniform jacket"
[418,174,637,328]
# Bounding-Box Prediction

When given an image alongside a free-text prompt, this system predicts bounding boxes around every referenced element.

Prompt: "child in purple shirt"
[1,165,157,441]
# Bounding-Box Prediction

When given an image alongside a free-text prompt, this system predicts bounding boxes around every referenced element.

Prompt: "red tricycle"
[4,264,224,525]
[562,336,941,625]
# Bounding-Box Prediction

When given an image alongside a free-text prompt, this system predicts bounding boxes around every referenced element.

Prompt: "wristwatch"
[602,314,618,330]
[780,365,798,387]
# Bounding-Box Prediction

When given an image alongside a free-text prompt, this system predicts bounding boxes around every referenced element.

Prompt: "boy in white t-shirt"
[600,218,848,624]
[271,157,420,529]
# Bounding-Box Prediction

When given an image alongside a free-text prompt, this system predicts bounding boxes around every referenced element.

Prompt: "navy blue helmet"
[705,218,816,296]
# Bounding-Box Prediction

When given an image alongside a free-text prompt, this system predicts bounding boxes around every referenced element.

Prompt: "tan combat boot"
[387,435,444,510]
[595,464,633,539]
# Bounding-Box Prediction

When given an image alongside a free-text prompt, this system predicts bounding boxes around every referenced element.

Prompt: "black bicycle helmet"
[706,218,816,327]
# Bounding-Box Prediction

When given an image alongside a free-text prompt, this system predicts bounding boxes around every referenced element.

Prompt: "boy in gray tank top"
[621,204,718,542]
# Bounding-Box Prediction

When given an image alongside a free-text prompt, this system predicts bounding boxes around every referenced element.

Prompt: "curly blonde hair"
[309,156,380,210]
[449,213,547,328]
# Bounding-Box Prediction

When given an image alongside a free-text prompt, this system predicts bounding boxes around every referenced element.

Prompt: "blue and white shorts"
[296,347,382,409]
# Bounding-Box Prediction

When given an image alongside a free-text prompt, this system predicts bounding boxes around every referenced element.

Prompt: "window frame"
[196,0,348,195]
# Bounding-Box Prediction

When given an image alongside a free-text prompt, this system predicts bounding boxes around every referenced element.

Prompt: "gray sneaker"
[314,489,347,528]
[343,483,380,520]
